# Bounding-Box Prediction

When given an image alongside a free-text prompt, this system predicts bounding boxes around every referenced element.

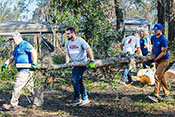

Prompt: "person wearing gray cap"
[148,23,170,102]
[1,32,43,110]
[119,30,142,85]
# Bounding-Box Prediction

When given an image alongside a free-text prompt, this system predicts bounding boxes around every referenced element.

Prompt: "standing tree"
[157,0,166,32]
[114,0,124,40]
[168,0,175,41]
[48,0,118,59]
[114,0,124,31]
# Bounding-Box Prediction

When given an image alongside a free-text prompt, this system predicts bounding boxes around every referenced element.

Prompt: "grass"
[1,48,175,116]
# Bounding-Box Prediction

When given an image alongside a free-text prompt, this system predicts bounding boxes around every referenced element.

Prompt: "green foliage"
[0,63,17,81]
[96,81,107,90]
[0,112,12,117]
[49,0,118,59]
[111,80,120,88]
[52,55,65,64]
[0,37,13,60]
[0,81,13,91]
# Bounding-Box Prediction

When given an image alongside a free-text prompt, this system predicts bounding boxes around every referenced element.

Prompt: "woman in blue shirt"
[140,30,153,68]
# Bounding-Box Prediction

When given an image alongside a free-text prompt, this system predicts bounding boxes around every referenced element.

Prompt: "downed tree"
[16,54,155,70]
[164,63,175,80]
[50,55,155,70]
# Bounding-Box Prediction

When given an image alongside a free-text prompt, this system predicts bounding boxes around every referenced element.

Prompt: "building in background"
[123,17,150,38]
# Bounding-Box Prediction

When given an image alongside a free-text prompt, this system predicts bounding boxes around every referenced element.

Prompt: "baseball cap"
[10,32,21,40]
[132,30,138,35]
[152,23,163,31]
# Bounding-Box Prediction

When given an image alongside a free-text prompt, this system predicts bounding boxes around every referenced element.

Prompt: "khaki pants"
[154,59,170,97]
[10,71,43,106]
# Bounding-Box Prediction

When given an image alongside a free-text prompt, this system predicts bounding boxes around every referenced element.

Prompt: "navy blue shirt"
[151,34,169,62]
[13,41,33,72]
[140,38,148,55]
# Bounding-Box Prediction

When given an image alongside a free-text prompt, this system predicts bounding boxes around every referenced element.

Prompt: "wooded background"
[0,0,174,51]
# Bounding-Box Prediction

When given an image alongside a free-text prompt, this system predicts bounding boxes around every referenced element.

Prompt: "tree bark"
[158,0,165,32]
[16,55,155,70]
[114,0,124,39]
[38,55,155,70]
[168,0,175,41]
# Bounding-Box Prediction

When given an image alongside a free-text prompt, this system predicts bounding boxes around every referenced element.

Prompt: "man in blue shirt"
[148,23,170,102]
[1,32,42,110]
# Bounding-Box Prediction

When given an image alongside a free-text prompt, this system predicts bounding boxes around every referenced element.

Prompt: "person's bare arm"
[86,47,94,61]
[136,48,142,56]
[65,52,70,63]
[29,48,37,64]
[154,47,167,61]
[151,45,154,55]
[144,43,148,48]
[120,44,124,51]
[5,56,15,65]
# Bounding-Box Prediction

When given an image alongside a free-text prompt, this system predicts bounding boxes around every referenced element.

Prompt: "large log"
[39,55,155,70]
[49,55,154,69]
[16,55,155,70]
[164,63,175,80]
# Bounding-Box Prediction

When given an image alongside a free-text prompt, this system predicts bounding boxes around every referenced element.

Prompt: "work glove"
[148,59,155,64]
[88,61,95,69]
[1,64,7,71]
[31,64,39,70]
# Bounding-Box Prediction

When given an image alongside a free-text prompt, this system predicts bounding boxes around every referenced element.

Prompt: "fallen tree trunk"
[38,55,155,70]
[16,55,155,70]
[164,63,175,80]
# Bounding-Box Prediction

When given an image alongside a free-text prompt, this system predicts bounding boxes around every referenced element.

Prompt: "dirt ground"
[0,67,175,116]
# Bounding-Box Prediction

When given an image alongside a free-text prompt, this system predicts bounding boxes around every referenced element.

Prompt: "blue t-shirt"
[13,41,33,72]
[140,38,148,55]
[151,34,169,62]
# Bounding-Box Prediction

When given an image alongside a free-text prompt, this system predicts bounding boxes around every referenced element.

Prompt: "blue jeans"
[121,65,132,83]
[72,66,88,101]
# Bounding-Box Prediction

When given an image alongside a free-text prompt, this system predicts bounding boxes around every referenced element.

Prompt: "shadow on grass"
[0,84,174,116]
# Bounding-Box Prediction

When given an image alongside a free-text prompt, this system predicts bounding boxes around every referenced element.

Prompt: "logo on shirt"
[128,39,132,44]
[69,45,79,49]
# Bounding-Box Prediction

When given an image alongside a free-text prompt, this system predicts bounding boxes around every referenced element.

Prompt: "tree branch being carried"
[16,54,155,70]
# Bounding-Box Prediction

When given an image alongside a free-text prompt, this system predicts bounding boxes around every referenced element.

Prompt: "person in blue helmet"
[148,23,170,102]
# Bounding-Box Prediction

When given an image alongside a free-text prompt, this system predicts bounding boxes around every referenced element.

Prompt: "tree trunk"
[16,55,155,70]
[168,0,175,41]
[114,0,124,39]
[158,0,165,32]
